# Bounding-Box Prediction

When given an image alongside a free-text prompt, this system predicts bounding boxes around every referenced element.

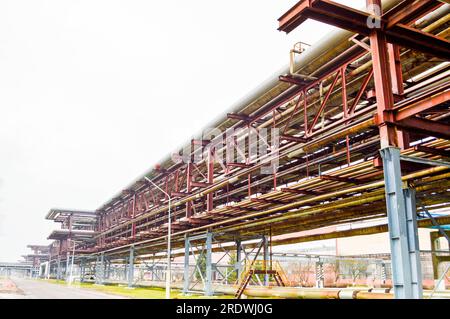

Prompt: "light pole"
[144,176,172,299]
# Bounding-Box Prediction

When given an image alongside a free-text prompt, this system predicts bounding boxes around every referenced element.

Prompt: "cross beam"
[278,0,450,60]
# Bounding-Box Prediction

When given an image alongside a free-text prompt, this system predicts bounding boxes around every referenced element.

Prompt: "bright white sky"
[0,0,364,261]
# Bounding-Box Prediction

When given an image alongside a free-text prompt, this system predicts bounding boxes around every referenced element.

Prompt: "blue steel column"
[380,147,423,299]
[263,235,269,286]
[236,240,242,281]
[80,258,85,283]
[183,235,190,294]
[128,246,135,288]
[65,252,70,280]
[404,188,423,298]
[56,257,62,280]
[205,232,213,296]
[96,252,105,285]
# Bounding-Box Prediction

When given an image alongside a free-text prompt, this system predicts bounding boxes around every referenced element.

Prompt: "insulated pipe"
[98,0,405,211]
[101,167,449,254]
[94,10,442,242]
[290,118,376,157]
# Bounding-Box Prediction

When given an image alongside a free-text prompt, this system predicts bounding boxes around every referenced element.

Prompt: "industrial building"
[25,0,450,299]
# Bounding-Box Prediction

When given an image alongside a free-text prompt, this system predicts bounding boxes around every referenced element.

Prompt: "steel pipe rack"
[41,0,450,298]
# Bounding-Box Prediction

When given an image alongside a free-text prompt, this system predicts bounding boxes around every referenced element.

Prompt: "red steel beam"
[414,145,450,158]
[278,0,450,60]
[320,175,366,185]
[394,89,450,121]
[385,0,443,29]
[348,68,373,116]
[280,135,308,143]
[396,117,450,140]
[280,188,320,196]
[308,70,340,135]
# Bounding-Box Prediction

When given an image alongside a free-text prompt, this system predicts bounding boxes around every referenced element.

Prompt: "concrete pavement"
[1,278,126,299]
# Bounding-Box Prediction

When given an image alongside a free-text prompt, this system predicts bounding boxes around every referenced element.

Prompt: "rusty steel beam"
[191,181,212,188]
[396,117,450,140]
[278,0,450,60]
[394,89,450,121]
[414,145,450,158]
[250,198,288,205]
[280,135,308,143]
[170,191,189,198]
[385,0,444,28]
[320,174,366,184]
[281,188,320,196]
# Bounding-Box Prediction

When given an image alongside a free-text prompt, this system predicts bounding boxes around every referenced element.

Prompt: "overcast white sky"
[0,0,364,261]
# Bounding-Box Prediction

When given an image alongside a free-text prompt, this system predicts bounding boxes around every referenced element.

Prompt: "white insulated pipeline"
[100,0,406,207]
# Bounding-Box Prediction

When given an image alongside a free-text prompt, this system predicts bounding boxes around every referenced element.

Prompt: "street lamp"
[144,176,172,299]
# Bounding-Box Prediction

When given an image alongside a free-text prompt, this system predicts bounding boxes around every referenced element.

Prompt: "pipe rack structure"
[43,0,450,299]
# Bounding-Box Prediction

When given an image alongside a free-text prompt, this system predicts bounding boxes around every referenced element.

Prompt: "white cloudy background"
[0,0,364,261]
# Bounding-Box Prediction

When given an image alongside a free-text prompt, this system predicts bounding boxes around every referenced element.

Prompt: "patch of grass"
[38,279,232,299]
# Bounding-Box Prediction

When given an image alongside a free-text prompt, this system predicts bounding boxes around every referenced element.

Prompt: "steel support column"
[56,257,62,280]
[368,0,398,148]
[263,235,269,286]
[183,235,190,294]
[404,188,423,298]
[236,240,242,281]
[128,246,135,288]
[65,252,70,280]
[380,147,423,299]
[80,258,85,283]
[96,252,105,285]
[207,148,214,212]
[205,232,213,296]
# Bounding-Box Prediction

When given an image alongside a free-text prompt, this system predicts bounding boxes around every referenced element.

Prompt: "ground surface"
[0,278,222,299]
[0,278,126,299]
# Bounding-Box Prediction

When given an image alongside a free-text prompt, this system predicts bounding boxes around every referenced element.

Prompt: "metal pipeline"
[84,278,450,299]
[92,0,450,251]
[290,118,376,157]
[101,166,449,254]
[97,0,406,211]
